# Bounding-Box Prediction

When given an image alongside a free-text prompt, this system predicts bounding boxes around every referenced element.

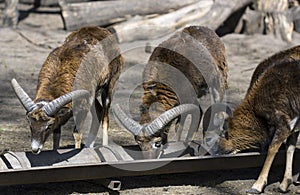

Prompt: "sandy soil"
[0,5,300,195]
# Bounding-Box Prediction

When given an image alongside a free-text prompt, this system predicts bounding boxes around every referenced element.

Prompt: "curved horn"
[11,78,37,112]
[43,90,89,116]
[145,104,200,136]
[113,104,143,135]
[202,103,233,133]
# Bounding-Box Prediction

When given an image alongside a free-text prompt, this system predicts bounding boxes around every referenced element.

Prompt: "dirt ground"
[1,5,300,195]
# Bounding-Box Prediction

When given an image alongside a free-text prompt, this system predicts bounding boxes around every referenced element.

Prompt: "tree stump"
[2,0,19,28]
[240,0,294,42]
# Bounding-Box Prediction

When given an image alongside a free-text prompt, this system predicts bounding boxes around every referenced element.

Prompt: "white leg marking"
[289,117,298,131]
[102,117,109,145]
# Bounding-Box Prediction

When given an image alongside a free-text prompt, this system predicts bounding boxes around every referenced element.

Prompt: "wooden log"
[290,4,300,21]
[238,7,265,35]
[111,0,253,43]
[2,0,19,28]
[290,4,300,32]
[109,1,213,43]
[265,11,294,42]
[254,0,288,12]
[59,0,199,31]
[192,0,254,30]
[18,0,91,6]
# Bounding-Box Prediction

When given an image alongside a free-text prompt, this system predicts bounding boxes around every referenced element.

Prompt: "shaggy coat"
[138,26,228,151]
[14,26,124,153]
[218,46,300,193]
[220,46,300,153]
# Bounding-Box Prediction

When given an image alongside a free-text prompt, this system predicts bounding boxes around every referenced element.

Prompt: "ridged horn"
[43,90,89,116]
[145,104,200,136]
[202,103,233,133]
[113,104,143,135]
[11,78,37,112]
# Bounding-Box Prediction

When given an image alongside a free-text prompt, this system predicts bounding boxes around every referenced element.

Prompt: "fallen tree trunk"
[18,0,90,6]
[109,0,213,43]
[59,0,199,30]
[111,0,253,43]
[191,0,254,30]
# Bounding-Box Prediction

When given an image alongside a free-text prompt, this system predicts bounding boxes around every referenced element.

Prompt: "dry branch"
[111,0,253,43]
[59,0,199,31]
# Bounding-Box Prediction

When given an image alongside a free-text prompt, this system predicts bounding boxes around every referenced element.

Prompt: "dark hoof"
[246,188,262,194]
[294,181,300,186]
[276,187,290,194]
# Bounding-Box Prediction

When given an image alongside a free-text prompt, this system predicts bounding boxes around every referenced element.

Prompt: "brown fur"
[246,45,300,95]
[138,26,228,151]
[220,46,300,154]
[36,26,122,103]
[25,26,124,152]
[218,46,300,193]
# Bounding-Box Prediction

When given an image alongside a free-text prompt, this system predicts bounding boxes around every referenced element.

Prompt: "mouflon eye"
[154,141,162,148]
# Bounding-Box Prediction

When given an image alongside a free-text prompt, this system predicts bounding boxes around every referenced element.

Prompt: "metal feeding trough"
[0,103,299,189]
[1,141,300,189]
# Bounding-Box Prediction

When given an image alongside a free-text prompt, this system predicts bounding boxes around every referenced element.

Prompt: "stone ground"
[0,4,300,195]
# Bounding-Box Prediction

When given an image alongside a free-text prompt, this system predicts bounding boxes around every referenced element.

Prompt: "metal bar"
[0,147,299,186]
